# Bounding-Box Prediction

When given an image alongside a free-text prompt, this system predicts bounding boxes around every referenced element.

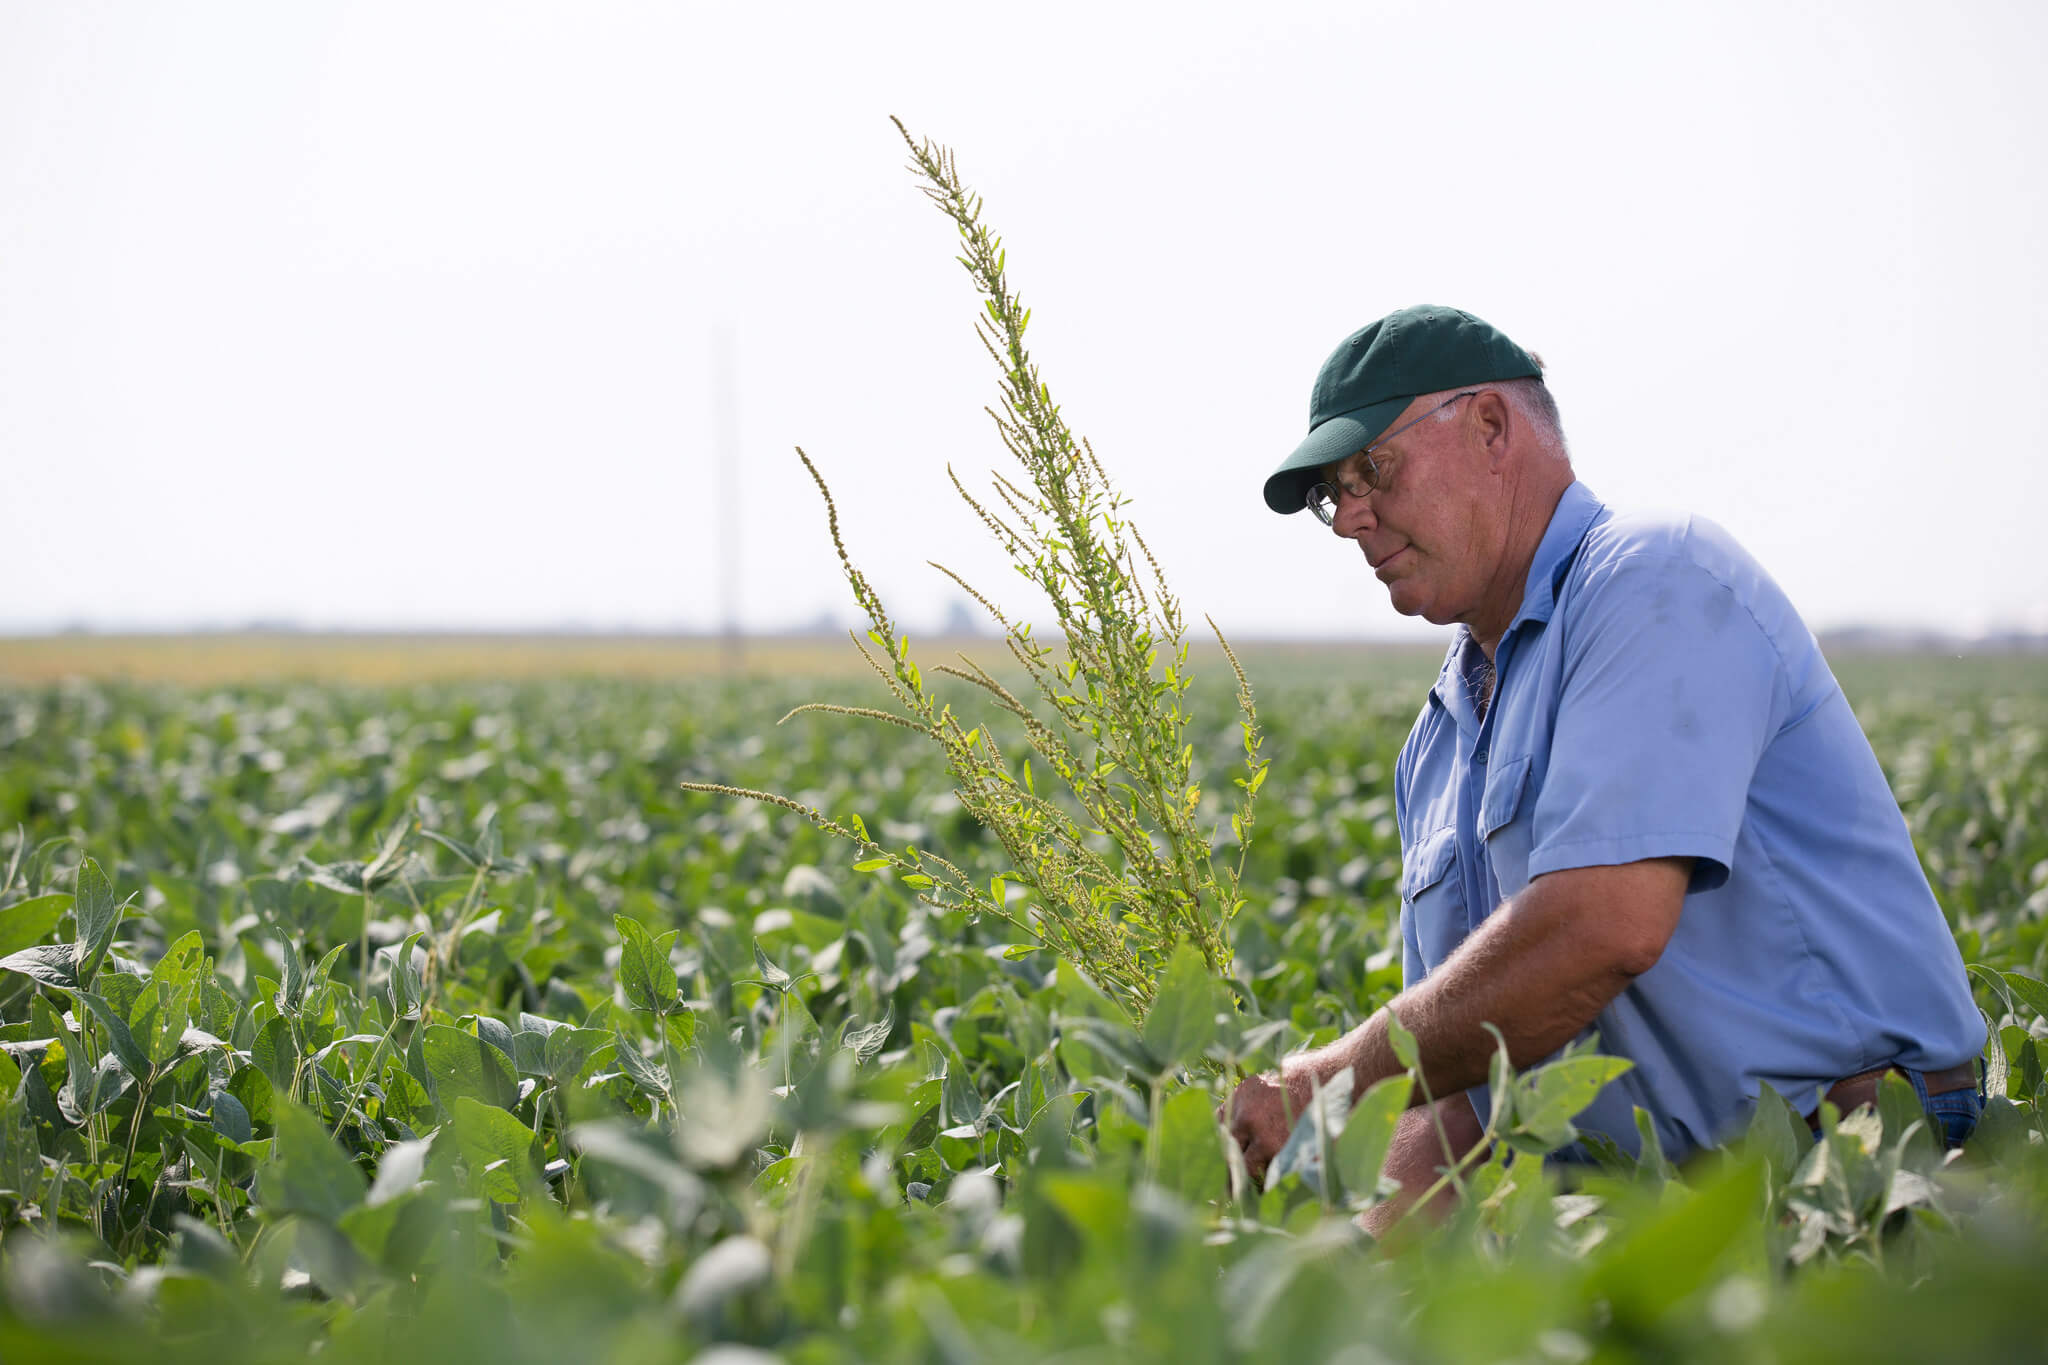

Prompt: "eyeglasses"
[1305,390,1479,525]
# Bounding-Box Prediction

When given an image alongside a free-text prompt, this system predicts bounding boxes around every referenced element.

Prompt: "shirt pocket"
[1479,754,1534,898]
[1401,825,1467,975]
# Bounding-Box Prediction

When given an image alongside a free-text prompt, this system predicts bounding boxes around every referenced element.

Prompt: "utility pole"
[713,326,743,676]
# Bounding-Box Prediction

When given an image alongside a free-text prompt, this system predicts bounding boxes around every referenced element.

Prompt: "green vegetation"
[0,660,2042,1362]
[686,124,1260,1015]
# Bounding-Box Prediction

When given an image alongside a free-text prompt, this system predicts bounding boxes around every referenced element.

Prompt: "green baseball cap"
[1263,305,1543,514]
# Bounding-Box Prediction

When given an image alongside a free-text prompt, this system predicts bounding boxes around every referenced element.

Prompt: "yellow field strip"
[0,633,1442,687]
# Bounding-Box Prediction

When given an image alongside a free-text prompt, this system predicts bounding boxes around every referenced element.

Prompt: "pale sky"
[3,1,2044,641]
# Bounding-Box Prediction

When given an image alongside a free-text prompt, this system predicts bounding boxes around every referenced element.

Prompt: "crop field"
[0,641,2043,1362]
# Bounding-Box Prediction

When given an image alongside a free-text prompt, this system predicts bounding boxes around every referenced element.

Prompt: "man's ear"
[1473,390,1513,471]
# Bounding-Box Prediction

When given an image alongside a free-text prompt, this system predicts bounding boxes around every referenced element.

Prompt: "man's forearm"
[1283,861,1686,1110]
[1360,1098,1488,1238]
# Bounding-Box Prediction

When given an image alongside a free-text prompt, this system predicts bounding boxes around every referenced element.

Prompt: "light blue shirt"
[1395,481,1985,1159]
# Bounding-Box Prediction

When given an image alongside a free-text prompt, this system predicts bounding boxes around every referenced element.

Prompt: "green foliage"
[0,655,2041,1359]
[682,123,1265,1020]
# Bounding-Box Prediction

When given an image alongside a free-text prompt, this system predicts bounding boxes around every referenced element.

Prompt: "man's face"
[1322,393,1509,628]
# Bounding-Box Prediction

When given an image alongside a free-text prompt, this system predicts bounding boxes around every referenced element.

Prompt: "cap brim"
[1262,394,1414,514]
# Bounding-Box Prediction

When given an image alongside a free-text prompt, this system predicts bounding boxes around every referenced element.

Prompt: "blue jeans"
[1809,1063,1985,1149]
[1900,1061,1986,1149]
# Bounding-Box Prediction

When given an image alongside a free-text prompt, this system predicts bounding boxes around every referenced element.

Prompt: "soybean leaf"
[571,1121,707,1204]
[1745,1082,1807,1185]
[1633,1106,1674,1184]
[1140,942,1222,1071]
[1510,1054,1633,1153]
[71,857,125,984]
[472,1013,517,1065]
[0,1080,39,1198]
[0,894,70,958]
[228,1064,275,1130]
[1334,1074,1411,1203]
[1153,1085,1228,1204]
[752,939,793,992]
[360,816,414,888]
[381,1069,433,1135]
[196,971,239,1041]
[365,1136,434,1208]
[611,1031,671,1100]
[383,931,428,1021]
[209,1088,254,1145]
[1875,1071,1938,1171]
[420,1024,519,1112]
[1059,1014,1160,1083]
[673,1064,775,1170]
[72,1051,130,1118]
[1267,1068,1354,1195]
[76,991,151,1082]
[842,1013,894,1066]
[615,915,677,1014]
[901,1099,941,1154]
[151,931,207,998]
[261,1101,366,1224]
[130,978,195,1071]
[1484,1022,1517,1130]
[275,940,309,1016]
[308,1028,382,1062]
[419,826,483,868]
[2002,971,2048,1025]
[1386,1012,1421,1073]
[253,1016,301,1096]
[1587,1158,1766,1324]
[0,944,78,991]
[308,942,350,995]
[512,1014,560,1075]
[450,1096,539,1204]
[543,1026,607,1083]
[97,969,144,1018]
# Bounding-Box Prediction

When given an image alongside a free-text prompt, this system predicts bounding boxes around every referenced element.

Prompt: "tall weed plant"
[684,121,1266,1019]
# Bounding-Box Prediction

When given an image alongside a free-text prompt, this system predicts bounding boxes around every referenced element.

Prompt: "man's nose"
[1332,487,1376,536]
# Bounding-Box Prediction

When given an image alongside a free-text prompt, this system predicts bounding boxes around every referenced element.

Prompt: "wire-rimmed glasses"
[1304,390,1479,525]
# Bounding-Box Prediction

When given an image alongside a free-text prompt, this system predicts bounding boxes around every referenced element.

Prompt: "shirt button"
[1474,746,1489,763]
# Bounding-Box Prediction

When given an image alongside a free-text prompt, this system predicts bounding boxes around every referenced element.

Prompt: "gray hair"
[1427,371,1568,455]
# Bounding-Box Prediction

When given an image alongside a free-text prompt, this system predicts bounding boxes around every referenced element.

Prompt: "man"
[1225,305,1985,1231]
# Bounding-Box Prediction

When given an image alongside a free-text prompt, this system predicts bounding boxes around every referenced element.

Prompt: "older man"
[1225,306,1985,1230]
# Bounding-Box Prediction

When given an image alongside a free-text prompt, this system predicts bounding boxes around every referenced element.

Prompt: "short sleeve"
[1528,551,1785,891]
[1400,902,1424,986]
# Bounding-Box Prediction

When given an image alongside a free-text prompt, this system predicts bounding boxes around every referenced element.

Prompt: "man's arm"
[1360,1097,1488,1238]
[1226,857,1690,1183]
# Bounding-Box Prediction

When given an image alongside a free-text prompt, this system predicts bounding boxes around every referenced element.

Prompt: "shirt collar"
[1425,480,1605,718]
[1507,480,1604,634]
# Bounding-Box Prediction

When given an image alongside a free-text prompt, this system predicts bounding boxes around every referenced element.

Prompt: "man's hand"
[1221,1069,1308,1189]
[1220,857,1691,1193]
